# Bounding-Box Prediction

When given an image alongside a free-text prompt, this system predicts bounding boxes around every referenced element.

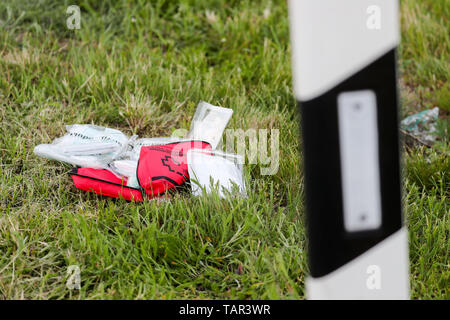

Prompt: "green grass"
[0,0,448,299]
[400,0,450,113]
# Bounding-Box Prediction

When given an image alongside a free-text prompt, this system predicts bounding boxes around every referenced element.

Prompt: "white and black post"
[288,0,409,299]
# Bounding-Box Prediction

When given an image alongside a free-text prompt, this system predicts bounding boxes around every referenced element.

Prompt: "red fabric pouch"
[70,167,144,202]
[137,141,211,197]
[70,140,211,201]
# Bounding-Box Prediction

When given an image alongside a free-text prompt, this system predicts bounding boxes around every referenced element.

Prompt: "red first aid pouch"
[137,140,211,197]
[70,140,211,201]
[70,167,144,201]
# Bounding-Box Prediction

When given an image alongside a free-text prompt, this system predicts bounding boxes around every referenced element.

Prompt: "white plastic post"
[288,0,409,299]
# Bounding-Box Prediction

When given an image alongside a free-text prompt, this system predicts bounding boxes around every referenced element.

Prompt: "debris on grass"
[34,101,247,201]
[401,107,439,146]
[34,124,129,169]
[187,149,246,198]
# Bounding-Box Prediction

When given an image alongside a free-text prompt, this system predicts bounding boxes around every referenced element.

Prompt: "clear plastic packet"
[130,137,186,160]
[34,124,129,169]
[109,159,139,188]
[187,149,246,198]
[187,101,233,149]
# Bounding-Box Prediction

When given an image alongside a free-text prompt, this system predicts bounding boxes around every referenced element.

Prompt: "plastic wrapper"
[187,101,233,149]
[109,159,139,188]
[187,149,246,198]
[35,101,240,199]
[34,124,129,169]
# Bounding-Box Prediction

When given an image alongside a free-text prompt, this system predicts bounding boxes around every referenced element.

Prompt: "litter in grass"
[187,149,246,198]
[187,101,234,149]
[400,107,439,145]
[34,124,129,169]
[34,101,247,201]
